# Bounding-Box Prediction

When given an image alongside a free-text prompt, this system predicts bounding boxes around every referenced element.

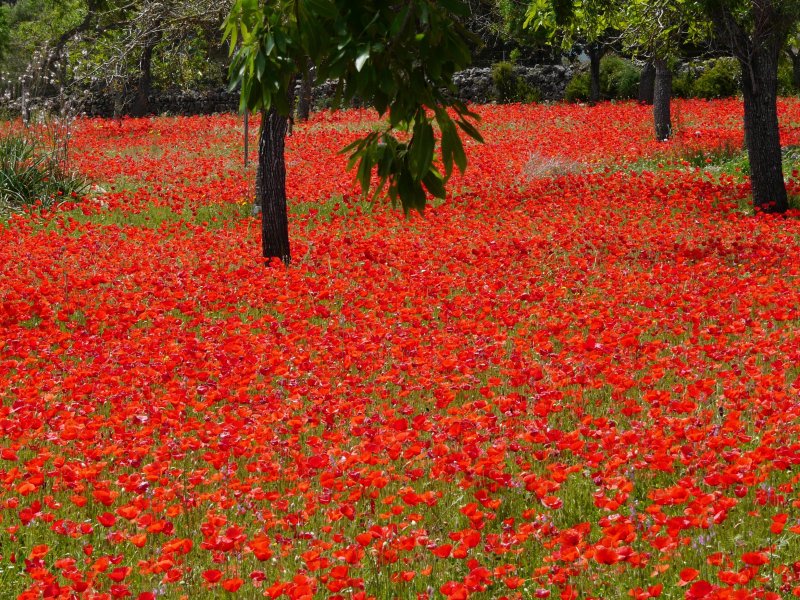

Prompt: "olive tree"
[224,0,482,264]
[618,0,707,141]
[525,0,622,103]
[1,0,230,116]
[701,0,800,212]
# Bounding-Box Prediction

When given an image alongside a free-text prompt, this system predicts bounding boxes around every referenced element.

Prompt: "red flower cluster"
[1,98,800,599]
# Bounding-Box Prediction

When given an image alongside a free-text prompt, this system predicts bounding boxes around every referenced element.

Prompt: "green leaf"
[299,0,338,19]
[455,118,483,143]
[376,141,395,178]
[397,169,426,215]
[255,52,266,82]
[422,168,446,198]
[356,151,374,194]
[440,124,454,177]
[409,119,435,181]
[450,132,467,173]
[355,47,370,72]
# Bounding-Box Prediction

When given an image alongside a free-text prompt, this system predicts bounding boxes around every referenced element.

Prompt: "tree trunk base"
[653,59,672,141]
[257,109,291,264]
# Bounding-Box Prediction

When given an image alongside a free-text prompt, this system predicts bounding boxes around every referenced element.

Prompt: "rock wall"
[453,65,573,104]
[79,89,239,118]
[74,64,574,117]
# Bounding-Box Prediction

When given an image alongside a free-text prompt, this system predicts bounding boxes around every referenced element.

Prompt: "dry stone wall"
[76,64,574,117]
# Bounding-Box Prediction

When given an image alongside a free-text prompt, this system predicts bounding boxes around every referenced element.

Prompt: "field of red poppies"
[2,98,800,599]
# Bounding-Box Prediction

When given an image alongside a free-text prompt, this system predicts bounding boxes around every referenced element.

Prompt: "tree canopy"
[224,0,483,215]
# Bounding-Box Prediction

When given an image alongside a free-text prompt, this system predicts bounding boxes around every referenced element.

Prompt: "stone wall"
[74,64,574,117]
[453,65,573,104]
[79,89,240,118]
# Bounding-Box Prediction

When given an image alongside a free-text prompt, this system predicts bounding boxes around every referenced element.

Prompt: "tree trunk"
[130,38,158,118]
[257,108,291,264]
[297,60,313,122]
[588,43,602,104]
[739,47,788,213]
[653,58,672,141]
[790,49,800,92]
[639,61,655,104]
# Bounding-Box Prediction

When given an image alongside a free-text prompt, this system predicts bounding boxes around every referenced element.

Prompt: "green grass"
[0,131,90,219]
[48,199,252,231]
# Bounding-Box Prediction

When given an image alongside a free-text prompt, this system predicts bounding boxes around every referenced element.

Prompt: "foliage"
[779,52,799,96]
[150,31,228,92]
[525,0,622,50]
[0,9,9,62]
[0,0,231,115]
[564,54,639,102]
[599,54,639,98]
[492,61,516,102]
[564,69,590,101]
[0,0,85,79]
[491,61,541,103]
[224,0,483,216]
[691,57,740,99]
[672,69,693,98]
[618,0,709,61]
[0,129,87,216]
[495,0,552,48]
[3,99,800,597]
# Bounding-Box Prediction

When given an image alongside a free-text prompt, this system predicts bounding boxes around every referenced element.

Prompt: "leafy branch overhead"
[524,0,620,48]
[223,0,483,214]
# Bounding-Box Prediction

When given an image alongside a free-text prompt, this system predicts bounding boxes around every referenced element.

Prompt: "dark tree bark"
[639,61,655,104]
[705,2,792,213]
[588,43,603,104]
[130,35,159,118]
[257,108,291,264]
[653,58,672,141]
[297,60,314,122]
[740,47,788,212]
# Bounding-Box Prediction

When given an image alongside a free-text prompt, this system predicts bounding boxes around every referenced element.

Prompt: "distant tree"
[525,0,622,103]
[0,0,231,115]
[70,0,231,116]
[224,0,483,265]
[461,0,510,62]
[619,0,708,140]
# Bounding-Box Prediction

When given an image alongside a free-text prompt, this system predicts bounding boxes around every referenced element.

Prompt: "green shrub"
[600,55,640,99]
[491,61,541,103]
[672,71,694,98]
[564,71,590,102]
[778,54,798,96]
[492,61,517,103]
[0,131,88,216]
[521,81,542,103]
[564,55,639,102]
[692,58,740,99]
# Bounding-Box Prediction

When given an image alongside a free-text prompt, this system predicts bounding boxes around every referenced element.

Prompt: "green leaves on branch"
[224,0,482,215]
[617,0,710,60]
[224,0,299,114]
[524,0,619,49]
[342,106,482,215]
